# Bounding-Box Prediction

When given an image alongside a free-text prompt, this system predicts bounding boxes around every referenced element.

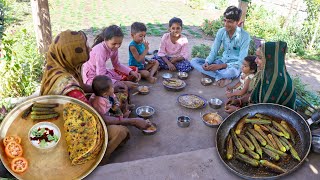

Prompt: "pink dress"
[157,32,189,59]
[89,94,115,116]
[82,42,132,85]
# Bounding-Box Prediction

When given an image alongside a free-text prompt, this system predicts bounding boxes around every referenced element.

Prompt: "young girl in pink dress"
[82,25,140,89]
[153,17,193,72]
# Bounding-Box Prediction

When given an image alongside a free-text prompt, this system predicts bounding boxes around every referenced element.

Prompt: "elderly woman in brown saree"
[225,41,296,113]
[40,30,150,164]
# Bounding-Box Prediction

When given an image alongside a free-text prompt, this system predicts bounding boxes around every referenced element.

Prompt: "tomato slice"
[11,157,28,173]
[3,135,22,146]
[5,141,23,158]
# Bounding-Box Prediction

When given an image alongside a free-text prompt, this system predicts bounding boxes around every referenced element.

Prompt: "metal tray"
[0,95,108,180]
[162,79,186,92]
[177,94,207,109]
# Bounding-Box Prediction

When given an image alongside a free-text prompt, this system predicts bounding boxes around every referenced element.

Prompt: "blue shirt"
[205,27,250,69]
[128,41,145,70]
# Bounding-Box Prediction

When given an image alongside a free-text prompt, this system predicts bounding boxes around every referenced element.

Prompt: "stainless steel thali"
[0,95,108,180]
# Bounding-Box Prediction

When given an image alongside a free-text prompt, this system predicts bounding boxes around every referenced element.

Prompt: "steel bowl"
[29,122,61,150]
[136,106,155,118]
[162,73,173,79]
[177,116,190,128]
[209,98,223,109]
[177,72,188,80]
[201,77,213,86]
[201,112,222,128]
[138,86,149,95]
[142,122,158,135]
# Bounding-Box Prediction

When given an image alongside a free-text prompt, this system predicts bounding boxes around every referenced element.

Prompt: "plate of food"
[0,95,107,180]
[162,78,186,91]
[177,94,207,109]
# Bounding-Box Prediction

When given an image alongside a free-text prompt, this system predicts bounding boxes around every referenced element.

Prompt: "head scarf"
[40,30,89,95]
[250,41,296,109]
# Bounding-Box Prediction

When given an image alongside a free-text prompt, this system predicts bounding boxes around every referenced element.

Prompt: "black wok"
[216,103,320,179]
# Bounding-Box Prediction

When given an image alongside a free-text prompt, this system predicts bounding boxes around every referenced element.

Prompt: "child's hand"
[129,71,141,82]
[147,59,155,64]
[202,62,209,71]
[167,62,176,71]
[143,40,149,50]
[226,86,233,91]
[226,92,233,98]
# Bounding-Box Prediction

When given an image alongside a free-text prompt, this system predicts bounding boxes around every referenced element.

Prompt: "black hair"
[223,6,242,21]
[169,17,183,28]
[92,75,113,96]
[244,55,258,73]
[92,25,124,47]
[131,22,147,34]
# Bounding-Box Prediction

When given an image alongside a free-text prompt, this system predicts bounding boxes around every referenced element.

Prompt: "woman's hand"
[226,92,233,98]
[167,62,176,71]
[131,118,152,130]
[123,81,139,89]
[225,104,240,114]
[129,70,141,82]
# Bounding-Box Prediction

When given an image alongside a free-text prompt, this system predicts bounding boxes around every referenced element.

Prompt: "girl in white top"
[226,55,257,98]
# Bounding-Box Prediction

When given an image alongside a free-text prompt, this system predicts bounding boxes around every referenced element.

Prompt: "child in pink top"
[90,75,130,118]
[153,17,193,72]
[82,25,140,87]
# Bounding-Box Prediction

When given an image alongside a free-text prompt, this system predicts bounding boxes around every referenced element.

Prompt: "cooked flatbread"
[178,95,205,109]
[163,78,183,87]
[63,103,102,165]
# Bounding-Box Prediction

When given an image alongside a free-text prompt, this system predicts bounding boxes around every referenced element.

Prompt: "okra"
[280,121,295,144]
[245,118,272,125]
[247,128,267,146]
[280,137,301,161]
[260,160,286,173]
[254,124,275,148]
[267,134,279,150]
[235,153,259,167]
[246,131,262,157]
[265,125,285,137]
[265,145,287,157]
[31,113,59,120]
[238,134,255,151]
[259,124,270,132]
[272,121,290,139]
[226,135,233,160]
[279,138,290,151]
[272,133,287,152]
[21,105,33,119]
[235,114,248,134]
[262,147,280,161]
[254,113,272,119]
[33,102,59,108]
[32,106,56,112]
[239,139,260,160]
[31,111,58,115]
[230,129,245,153]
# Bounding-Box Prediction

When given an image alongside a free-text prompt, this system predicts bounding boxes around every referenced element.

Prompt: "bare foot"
[123,110,131,118]
[148,77,157,84]
[217,79,233,88]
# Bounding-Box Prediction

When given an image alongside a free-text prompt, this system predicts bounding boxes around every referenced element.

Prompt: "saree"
[40,30,89,95]
[250,41,296,109]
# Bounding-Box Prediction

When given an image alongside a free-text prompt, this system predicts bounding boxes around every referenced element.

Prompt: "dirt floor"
[85,34,320,164]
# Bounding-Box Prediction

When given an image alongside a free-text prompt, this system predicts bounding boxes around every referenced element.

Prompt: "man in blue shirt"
[191,6,251,87]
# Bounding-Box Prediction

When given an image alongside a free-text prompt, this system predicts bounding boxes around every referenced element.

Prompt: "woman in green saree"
[225,41,296,113]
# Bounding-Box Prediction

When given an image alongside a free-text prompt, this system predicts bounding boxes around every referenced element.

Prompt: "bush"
[191,44,211,58]
[0,28,44,97]
[200,16,223,37]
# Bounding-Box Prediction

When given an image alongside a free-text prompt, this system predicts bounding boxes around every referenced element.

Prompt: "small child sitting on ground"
[225,55,257,99]
[90,75,131,118]
[128,22,159,83]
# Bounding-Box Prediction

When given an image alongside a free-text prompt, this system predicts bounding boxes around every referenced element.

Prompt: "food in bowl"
[203,113,222,125]
[29,122,60,149]
[138,86,149,93]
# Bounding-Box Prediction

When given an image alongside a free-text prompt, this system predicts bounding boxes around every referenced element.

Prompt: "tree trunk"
[308,14,320,50]
[238,0,249,28]
[283,0,298,29]
[30,0,52,54]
